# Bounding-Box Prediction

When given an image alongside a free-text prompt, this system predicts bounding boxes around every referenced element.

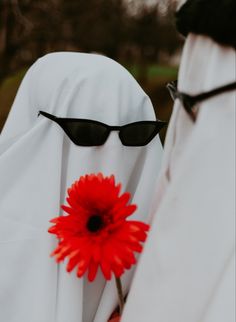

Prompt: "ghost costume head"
[0,53,163,322]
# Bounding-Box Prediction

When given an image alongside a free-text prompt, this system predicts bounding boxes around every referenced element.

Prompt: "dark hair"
[175,0,236,49]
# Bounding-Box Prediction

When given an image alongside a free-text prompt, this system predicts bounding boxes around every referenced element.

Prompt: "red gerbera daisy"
[48,173,149,282]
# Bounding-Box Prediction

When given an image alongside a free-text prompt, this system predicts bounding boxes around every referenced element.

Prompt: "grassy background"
[0,69,28,131]
[0,64,177,143]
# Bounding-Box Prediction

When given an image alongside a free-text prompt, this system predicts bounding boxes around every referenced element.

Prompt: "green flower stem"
[115,277,124,315]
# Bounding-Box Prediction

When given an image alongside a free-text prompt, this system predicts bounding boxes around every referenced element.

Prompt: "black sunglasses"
[38,111,167,146]
[167,80,236,122]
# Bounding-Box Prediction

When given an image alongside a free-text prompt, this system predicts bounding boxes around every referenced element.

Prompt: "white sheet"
[0,52,163,322]
[121,34,235,322]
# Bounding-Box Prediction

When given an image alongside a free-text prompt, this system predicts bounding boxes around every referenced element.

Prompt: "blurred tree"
[126,4,180,83]
[0,0,181,84]
[61,0,128,58]
[131,5,161,62]
[158,11,182,56]
[0,0,61,83]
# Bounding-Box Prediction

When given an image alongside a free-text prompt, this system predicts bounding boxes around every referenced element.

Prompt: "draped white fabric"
[121,34,235,322]
[0,53,163,322]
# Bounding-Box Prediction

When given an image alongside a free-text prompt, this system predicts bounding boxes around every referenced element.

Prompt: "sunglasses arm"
[38,110,58,122]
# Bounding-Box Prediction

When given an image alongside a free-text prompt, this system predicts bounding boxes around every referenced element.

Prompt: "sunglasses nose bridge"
[106,125,122,141]
[108,125,121,131]
[101,126,122,146]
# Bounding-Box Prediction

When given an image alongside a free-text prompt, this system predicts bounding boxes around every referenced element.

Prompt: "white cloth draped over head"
[0,53,163,322]
[121,34,235,322]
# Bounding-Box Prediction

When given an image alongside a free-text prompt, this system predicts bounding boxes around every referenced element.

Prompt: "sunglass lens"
[61,121,109,146]
[120,122,161,146]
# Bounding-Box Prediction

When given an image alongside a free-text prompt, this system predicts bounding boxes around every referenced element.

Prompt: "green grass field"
[127,64,178,79]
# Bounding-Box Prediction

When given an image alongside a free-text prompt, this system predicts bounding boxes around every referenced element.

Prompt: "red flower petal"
[66,250,81,272]
[88,260,99,282]
[77,254,91,278]
[100,260,112,280]
[48,173,150,281]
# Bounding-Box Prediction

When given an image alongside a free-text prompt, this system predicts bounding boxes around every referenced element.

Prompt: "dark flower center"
[86,215,104,232]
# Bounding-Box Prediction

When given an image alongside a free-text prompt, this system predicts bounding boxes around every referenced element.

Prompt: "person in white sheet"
[121,1,236,322]
[0,53,164,322]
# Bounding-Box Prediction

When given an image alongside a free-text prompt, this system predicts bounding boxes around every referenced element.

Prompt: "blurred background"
[0,0,183,142]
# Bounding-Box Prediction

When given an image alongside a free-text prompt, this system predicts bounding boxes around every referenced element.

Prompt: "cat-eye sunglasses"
[38,111,167,146]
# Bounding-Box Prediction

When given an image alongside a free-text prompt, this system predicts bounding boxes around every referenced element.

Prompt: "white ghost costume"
[0,53,163,322]
[121,34,235,322]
